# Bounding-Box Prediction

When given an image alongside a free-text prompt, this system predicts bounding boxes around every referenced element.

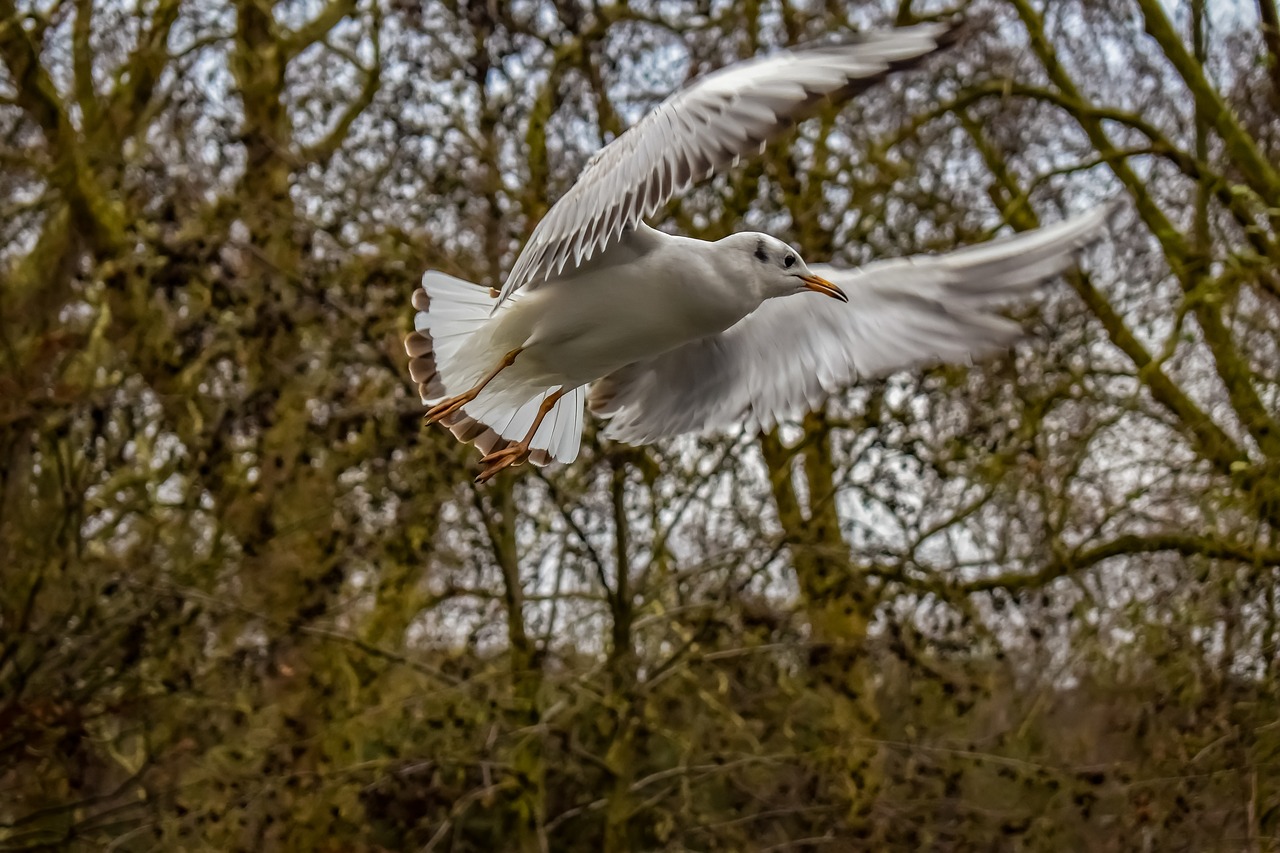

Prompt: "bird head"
[722,232,848,304]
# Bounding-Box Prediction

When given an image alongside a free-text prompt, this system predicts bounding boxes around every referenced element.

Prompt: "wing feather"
[494,23,953,304]
[588,204,1117,444]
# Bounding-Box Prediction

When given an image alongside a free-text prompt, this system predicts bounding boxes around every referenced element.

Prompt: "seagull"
[404,22,1113,483]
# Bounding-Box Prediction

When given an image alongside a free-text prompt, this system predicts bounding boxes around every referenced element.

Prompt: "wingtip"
[928,15,970,49]
[790,16,961,54]
[796,18,964,93]
[1067,197,1125,241]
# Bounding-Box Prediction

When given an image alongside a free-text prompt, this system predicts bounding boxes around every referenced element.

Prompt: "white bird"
[405,22,1113,483]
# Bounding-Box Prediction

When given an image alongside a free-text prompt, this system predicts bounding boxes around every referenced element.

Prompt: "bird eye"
[784,254,796,268]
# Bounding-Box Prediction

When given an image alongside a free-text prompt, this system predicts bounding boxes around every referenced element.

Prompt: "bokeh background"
[2,0,1278,849]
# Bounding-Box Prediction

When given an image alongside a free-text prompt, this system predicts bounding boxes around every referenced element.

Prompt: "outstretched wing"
[495,23,953,305]
[588,204,1116,444]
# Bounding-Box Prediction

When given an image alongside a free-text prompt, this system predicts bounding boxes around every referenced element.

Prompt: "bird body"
[404,22,1117,481]
[498,226,761,388]
[409,225,835,471]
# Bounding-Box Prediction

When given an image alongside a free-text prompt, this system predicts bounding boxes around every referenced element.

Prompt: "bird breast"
[513,253,755,388]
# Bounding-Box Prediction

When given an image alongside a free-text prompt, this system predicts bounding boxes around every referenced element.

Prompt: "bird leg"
[475,387,568,484]
[425,347,523,425]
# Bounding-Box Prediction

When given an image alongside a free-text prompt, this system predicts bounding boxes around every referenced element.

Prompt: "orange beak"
[801,273,848,302]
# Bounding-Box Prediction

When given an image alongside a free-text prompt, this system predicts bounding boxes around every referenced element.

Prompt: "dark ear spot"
[754,240,768,262]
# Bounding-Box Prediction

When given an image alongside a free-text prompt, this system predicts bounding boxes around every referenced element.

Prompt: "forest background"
[2,0,1279,849]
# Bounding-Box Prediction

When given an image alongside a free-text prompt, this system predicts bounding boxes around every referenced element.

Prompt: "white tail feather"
[404,271,583,466]
[412,271,496,400]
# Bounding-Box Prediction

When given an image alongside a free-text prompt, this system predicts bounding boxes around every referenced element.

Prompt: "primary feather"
[494,23,954,305]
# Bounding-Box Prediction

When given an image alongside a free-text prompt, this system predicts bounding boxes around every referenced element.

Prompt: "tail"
[404,271,584,466]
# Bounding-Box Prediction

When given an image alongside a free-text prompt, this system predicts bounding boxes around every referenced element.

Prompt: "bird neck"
[664,233,764,331]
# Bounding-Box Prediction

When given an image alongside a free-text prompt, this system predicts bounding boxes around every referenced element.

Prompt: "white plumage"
[589,205,1115,444]
[495,24,957,305]
[403,22,1115,482]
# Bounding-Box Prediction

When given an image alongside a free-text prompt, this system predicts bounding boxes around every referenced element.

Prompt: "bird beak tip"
[802,274,848,303]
